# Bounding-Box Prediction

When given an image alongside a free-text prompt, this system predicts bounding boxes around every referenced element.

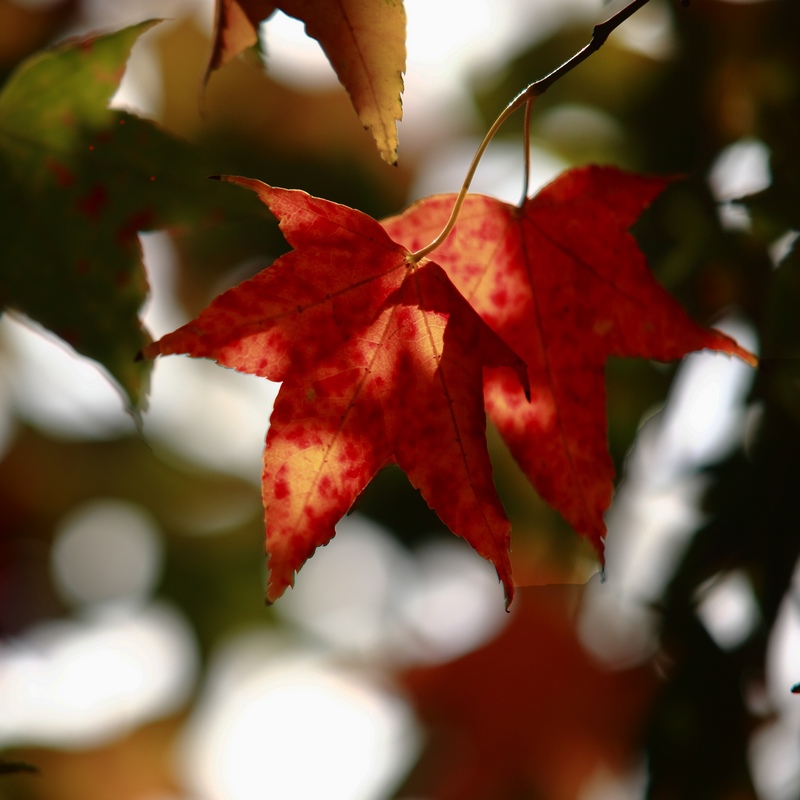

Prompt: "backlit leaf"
[145,179,526,604]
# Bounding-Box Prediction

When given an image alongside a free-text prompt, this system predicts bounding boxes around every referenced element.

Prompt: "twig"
[514,0,654,103]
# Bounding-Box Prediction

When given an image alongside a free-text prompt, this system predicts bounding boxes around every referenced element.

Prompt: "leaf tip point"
[129,404,146,437]
[724,341,759,368]
[742,351,759,368]
[138,341,162,361]
[516,365,531,401]
[499,572,515,611]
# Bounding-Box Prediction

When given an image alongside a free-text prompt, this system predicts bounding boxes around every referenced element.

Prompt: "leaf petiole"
[519,97,534,209]
[408,102,518,263]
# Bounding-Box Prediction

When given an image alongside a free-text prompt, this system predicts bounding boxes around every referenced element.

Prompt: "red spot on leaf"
[490,287,508,308]
[116,209,155,245]
[284,427,308,445]
[77,185,108,220]
[45,159,75,188]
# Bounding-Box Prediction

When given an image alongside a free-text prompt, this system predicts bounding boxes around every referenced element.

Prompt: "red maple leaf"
[383,166,757,559]
[144,178,527,604]
[399,583,657,799]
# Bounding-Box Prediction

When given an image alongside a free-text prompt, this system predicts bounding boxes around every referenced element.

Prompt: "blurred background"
[0,0,799,797]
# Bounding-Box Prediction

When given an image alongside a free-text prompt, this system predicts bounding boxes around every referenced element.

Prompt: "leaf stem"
[408,0,655,262]
[408,102,518,263]
[519,97,534,208]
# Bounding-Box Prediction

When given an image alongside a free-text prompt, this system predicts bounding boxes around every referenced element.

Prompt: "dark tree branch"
[516,0,654,103]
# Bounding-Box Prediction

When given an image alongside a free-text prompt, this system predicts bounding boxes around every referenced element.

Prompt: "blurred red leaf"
[383,166,757,560]
[206,0,406,163]
[145,178,526,604]
[400,583,657,800]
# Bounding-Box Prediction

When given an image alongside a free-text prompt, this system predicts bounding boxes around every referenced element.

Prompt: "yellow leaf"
[206,0,406,164]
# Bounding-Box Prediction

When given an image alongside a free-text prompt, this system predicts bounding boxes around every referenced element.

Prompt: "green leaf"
[0,21,248,409]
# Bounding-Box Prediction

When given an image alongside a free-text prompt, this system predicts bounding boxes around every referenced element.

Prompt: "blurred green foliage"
[0,21,260,407]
